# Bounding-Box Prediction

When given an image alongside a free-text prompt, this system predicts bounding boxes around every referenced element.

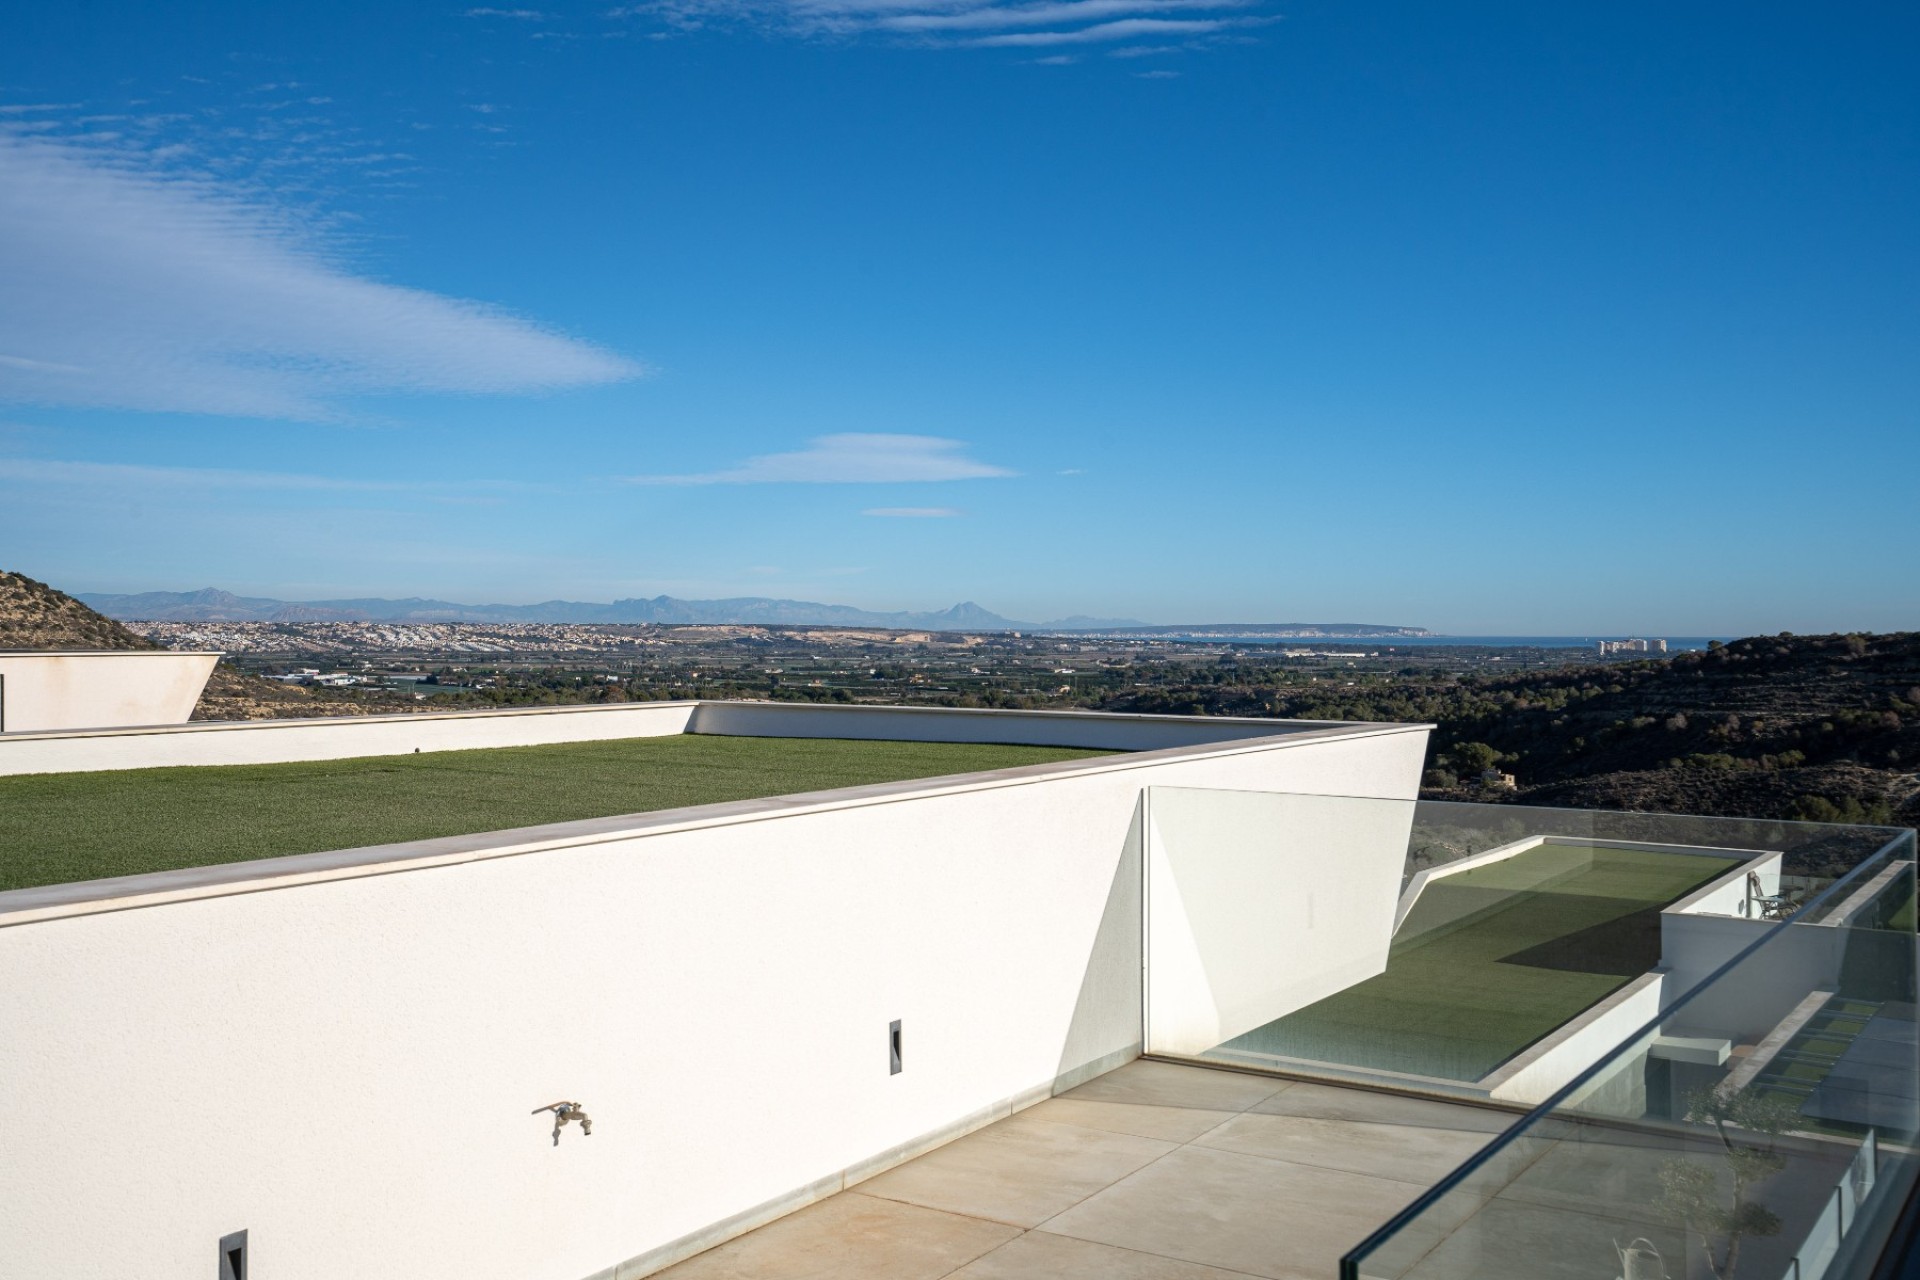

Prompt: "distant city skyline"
[2,1,1915,635]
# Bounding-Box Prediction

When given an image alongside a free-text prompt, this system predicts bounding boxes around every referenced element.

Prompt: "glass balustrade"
[1341,849,1916,1280]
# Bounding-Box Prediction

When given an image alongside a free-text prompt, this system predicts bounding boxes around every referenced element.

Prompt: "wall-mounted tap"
[532,1100,592,1146]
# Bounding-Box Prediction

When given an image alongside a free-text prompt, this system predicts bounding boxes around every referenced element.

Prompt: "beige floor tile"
[1038,1143,1440,1280]
[1249,1081,1518,1136]
[653,1191,1018,1280]
[857,1112,1176,1228]
[1059,1060,1290,1113]
[1026,1096,1238,1144]
[1193,1111,1495,1186]
[948,1230,1264,1279]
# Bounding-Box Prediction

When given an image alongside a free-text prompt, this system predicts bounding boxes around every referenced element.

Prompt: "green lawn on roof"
[1219,842,1741,1081]
[0,735,1114,893]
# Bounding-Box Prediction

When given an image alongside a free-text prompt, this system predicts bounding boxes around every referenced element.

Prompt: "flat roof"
[0,734,1112,896]
[0,718,1427,928]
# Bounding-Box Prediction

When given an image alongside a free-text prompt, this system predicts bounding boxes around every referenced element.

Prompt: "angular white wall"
[1144,788,1419,1056]
[0,720,1430,1280]
[0,650,219,733]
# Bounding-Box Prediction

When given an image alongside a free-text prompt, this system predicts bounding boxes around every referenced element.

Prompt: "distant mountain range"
[78,587,1430,637]
[79,588,1113,631]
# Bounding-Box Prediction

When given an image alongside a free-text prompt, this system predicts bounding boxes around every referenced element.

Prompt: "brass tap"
[532,1100,592,1146]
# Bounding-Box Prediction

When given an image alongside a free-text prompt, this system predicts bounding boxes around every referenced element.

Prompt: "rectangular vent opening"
[219,1230,247,1280]
[889,1019,903,1075]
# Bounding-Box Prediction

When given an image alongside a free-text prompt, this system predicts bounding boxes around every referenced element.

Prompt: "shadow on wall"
[1053,797,1146,1091]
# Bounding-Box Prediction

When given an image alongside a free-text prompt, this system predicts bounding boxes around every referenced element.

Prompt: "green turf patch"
[1218,843,1741,1081]
[0,735,1114,893]
[1748,994,1889,1139]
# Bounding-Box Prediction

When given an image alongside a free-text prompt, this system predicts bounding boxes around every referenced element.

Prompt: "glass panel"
[1343,849,1918,1280]
[1146,790,1909,1103]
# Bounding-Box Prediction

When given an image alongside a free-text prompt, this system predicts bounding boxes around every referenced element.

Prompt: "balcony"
[634,790,1919,1280]
[0,703,1912,1279]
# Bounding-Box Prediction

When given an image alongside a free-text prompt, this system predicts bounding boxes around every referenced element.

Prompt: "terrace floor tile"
[1038,1143,1457,1280]
[1055,1058,1292,1112]
[1192,1109,1498,1186]
[1022,1095,1239,1143]
[855,1112,1176,1228]
[650,1190,1018,1280]
[945,1229,1259,1279]
[655,1061,1519,1280]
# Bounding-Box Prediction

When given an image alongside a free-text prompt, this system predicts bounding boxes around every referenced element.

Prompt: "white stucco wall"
[1484,971,1668,1107]
[0,650,219,733]
[1657,913,1847,1044]
[0,721,1428,1280]
[1143,786,1421,1056]
[1666,850,1783,918]
[0,699,1351,777]
[0,699,701,776]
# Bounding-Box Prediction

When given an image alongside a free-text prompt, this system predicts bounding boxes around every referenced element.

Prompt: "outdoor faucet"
[532,1100,592,1146]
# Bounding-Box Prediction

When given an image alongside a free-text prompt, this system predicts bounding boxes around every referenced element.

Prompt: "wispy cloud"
[971,15,1254,44]
[630,433,1014,485]
[0,455,453,493]
[0,129,641,419]
[606,0,1265,56]
[464,7,552,16]
[876,0,1243,32]
[864,506,962,517]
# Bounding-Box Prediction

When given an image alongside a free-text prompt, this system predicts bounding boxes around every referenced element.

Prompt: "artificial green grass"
[1219,842,1740,1081]
[0,735,1113,893]
[1749,996,1887,1138]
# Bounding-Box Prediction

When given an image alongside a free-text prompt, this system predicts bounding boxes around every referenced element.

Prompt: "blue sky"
[1,1,1914,632]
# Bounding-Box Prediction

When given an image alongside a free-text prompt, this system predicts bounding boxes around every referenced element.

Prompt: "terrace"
[0,699,1915,1280]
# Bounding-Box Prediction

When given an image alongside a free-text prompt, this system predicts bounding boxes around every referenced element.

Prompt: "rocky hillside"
[0,570,158,650]
[1442,632,1920,825]
[1102,631,1920,826]
[0,570,419,721]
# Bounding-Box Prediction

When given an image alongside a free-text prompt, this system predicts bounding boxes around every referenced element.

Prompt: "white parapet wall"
[686,700,1359,751]
[0,699,702,776]
[0,713,1430,1280]
[0,698,1358,777]
[1483,970,1669,1108]
[0,650,220,734]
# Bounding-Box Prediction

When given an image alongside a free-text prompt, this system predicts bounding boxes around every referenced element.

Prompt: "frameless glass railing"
[1144,790,1911,1104]
[1340,846,1918,1280]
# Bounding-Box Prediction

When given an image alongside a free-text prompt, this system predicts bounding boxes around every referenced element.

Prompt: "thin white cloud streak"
[970,15,1250,44]
[630,433,1014,485]
[864,506,962,517]
[878,0,1241,32]
[609,0,1264,53]
[0,455,428,492]
[0,130,641,419]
